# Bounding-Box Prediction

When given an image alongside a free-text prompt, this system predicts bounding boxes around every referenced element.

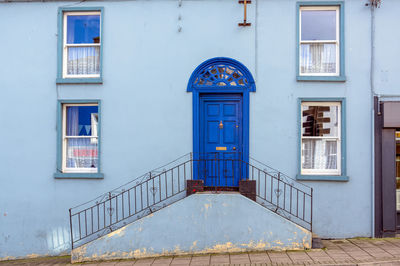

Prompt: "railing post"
[148,172,151,207]
[109,192,112,227]
[215,153,218,191]
[277,172,280,209]
[190,152,193,181]
[69,208,74,250]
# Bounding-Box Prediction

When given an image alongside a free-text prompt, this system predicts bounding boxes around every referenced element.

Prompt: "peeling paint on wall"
[0,256,16,262]
[107,226,126,238]
[71,194,312,263]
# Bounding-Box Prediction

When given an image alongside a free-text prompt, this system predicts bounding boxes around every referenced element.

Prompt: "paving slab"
[286,251,313,264]
[4,238,400,265]
[229,254,250,264]
[324,250,354,263]
[133,258,155,266]
[267,251,292,264]
[306,250,335,264]
[248,252,270,264]
[190,255,210,266]
[209,254,230,265]
[115,261,135,266]
[152,257,173,265]
[170,257,192,266]
[384,239,400,248]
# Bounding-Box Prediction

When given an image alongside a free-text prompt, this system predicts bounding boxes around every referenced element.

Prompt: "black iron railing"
[246,157,313,231]
[69,153,313,249]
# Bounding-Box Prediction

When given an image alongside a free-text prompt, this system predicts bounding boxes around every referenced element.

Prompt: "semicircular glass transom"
[194,64,248,87]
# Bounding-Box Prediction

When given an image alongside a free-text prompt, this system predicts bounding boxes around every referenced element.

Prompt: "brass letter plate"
[216,147,227,151]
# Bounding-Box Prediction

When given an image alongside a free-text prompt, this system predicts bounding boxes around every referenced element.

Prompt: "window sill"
[54,172,104,179]
[296,174,349,181]
[296,75,346,82]
[56,77,103,84]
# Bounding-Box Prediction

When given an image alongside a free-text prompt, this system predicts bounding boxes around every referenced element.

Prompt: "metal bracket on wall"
[365,0,381,8]
[238,0,251,27]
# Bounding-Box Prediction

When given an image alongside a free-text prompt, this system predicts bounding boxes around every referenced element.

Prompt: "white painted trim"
[300,101,341,175]
[62,11,101,79]
[61,103,99,173]
[299,6,340,76]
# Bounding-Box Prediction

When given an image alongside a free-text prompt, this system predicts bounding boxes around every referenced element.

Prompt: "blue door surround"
[187,57,256,186]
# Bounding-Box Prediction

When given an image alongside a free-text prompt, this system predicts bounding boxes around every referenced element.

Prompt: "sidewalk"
[2,238,400,265]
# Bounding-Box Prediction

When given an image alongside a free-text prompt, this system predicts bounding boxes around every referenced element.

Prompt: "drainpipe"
[369,0,377,238]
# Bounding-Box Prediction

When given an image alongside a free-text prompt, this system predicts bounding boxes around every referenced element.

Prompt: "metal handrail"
[69,152,313,249]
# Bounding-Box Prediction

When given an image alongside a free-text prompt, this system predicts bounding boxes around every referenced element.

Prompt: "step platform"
[71,193,311,263]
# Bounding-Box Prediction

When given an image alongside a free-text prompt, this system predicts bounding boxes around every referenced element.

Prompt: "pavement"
[2,238,400,265]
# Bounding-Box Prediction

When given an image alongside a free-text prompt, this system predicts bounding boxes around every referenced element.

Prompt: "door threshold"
[204,186,239,192]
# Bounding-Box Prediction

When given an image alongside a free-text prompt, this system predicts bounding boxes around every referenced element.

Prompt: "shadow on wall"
[46,226,71,253]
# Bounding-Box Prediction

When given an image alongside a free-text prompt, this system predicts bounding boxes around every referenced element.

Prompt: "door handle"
[233,147,236,150]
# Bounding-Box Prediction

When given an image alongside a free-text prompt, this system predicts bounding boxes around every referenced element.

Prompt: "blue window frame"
[56,7,104,84]
[296,2,345,81]
[297,98,348,181]
[54,100,103,179]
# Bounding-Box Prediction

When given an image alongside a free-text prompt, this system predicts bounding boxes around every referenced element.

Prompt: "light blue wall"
[0,0,378,260]
[253,0,372,238]
[374,0,400,96]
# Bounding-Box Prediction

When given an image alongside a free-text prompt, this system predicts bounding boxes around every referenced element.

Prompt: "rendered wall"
[374,0,400,96]
[71,193,311,263]
[0,0,374,260]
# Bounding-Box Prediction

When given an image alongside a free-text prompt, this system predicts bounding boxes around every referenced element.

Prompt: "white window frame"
[299,6,340,76]
[90,113,98,144]
[62,103,99,173]
[62,11,101,79]
[300,101,341,175]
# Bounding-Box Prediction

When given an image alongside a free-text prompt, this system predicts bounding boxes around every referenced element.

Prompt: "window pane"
[300,43,336,74]
[302,105,339,137]
[302,139,337,170]
[67,15,100,44]
[66,138,98,169]
[301,10,336,41]
[66,106,98,136]
[67,47,100,75]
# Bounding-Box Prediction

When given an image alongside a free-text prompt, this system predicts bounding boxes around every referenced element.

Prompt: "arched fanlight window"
[187,57,256,92]
[194,65,248,87]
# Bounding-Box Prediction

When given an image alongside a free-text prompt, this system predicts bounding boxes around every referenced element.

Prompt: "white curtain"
[66,107,98,169]
[300,43,336,74]
[67,47,100,75]
[302,139,337,170]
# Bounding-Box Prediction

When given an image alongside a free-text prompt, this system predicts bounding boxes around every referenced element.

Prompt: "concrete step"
[71,193,312,263]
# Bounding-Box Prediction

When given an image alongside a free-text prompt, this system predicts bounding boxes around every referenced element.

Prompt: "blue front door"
[199,94,242,187]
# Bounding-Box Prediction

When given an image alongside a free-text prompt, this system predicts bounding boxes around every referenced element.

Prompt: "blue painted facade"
[0,0,393,260]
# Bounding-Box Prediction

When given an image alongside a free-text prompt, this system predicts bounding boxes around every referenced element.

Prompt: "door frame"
[187,57,256,168]
[374,97,399,237]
